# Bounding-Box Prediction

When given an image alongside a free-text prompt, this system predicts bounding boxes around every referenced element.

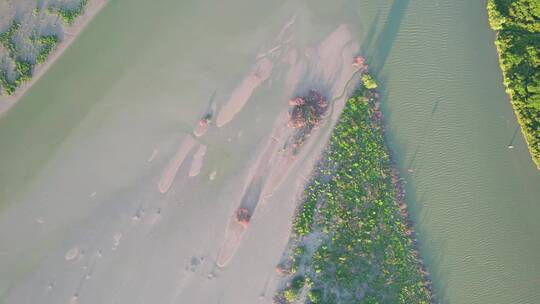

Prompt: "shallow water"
[0,0,539,303]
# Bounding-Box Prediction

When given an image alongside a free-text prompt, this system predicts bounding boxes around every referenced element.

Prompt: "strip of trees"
[487,0,540,169]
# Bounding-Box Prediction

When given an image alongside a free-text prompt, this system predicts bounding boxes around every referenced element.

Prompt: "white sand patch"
[65,247,80,261]
[316,24,353,90]
[217,219,247,267]
[216,57,274,128]
[285,48,307,96]
[112,232,122,250]
[147,149,158,162]
[69,294,79,304]
[188,144,207,177]
[158,136,196,193]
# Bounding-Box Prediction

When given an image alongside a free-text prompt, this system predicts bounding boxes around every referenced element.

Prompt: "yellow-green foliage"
[487,0,540,169]
[362,74,378,89]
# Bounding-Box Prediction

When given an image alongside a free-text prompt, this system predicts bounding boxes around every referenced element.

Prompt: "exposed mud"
[216,24,361,269]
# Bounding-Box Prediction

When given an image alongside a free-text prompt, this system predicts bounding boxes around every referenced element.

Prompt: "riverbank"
[486,0,540,169]
[0,0,107,116]
[273,70,433,303]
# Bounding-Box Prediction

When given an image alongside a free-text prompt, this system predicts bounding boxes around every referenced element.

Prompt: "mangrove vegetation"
[274,71,433,303]
[0,1,89,95]
[487,0,540,169]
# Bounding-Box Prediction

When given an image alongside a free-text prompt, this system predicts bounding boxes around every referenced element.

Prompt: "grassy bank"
[274,73,433,303]
[486,0,540,169]
[0,1,89,95]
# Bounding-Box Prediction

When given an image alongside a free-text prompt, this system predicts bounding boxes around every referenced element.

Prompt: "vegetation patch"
[36,35,60,65]
[0,0,89,95]
[487,0,540,169]
[274,69,433,303]
[0,21,21,94]
[51,0,89,24]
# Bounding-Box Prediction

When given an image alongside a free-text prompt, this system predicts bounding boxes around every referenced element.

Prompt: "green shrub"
[56,0,89,24]
[36,35,59,64]
[362,74,378,89]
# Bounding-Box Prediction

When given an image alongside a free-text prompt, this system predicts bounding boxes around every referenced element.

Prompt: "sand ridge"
[215,23,361,268]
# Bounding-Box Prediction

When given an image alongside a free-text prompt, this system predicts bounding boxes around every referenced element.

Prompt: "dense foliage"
[274,77,432,304]
[0,22,22,95]
[36,35,60,65]
[487,0,540,169]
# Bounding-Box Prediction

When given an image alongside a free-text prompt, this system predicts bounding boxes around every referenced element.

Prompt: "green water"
[372,1,540,303]
[0,0,539,303]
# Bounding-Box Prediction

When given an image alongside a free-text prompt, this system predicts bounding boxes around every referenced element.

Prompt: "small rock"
[65,248,79,261]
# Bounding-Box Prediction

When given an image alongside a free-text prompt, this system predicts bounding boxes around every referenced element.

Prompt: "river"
[0,0,539,303]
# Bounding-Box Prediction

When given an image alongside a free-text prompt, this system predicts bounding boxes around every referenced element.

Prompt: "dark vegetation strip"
[274,73,433,303]
[487,0,540,169]
[0,2,88,95]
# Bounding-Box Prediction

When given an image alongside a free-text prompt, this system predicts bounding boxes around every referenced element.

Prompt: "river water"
[0,0,539,303]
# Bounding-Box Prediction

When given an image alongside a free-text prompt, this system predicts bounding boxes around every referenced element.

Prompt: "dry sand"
[216,57,274,128]
[188,144,207,177]
[0,0,108,116]
[158,136,196,193]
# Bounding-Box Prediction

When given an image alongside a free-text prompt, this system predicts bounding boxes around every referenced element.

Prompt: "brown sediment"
[332,40,360,95]
[158,136,196,193]
[255,15,296,61]
[216,217,247,267]
[216,24,362,269]
[188,144,207,177]
[216,57,274,128]
[316,25,354,88]
[216,114,291,267]
[284,49,306,96]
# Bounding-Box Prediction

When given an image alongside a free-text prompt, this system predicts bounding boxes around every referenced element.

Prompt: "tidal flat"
[1,0,540,303]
